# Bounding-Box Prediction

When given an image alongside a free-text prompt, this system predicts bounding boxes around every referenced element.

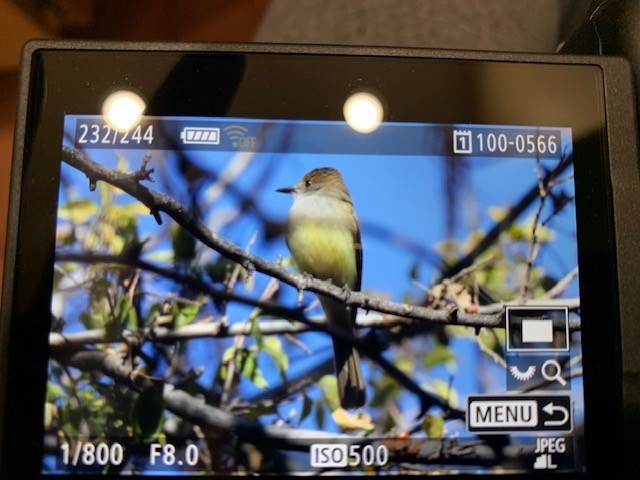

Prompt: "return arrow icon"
[542,402,569,427]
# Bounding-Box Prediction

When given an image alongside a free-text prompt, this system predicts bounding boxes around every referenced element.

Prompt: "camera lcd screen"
[44,112,583,475]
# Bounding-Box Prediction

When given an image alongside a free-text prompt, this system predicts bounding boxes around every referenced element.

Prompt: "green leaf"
[173,301,200,330]
[251,316,264,350]
[105,295,134,339]
[263,336,288,377]
[477,328,505,360]
[332,408,374,432]
[145,250,174,263]
[317,375,340,412]
[46,381,65,402]
[369,374,401,408]
[44,402,57,429]
[423,345,457,370]
[395,356,415,374]
[116,295,138,330]
[299,393,313,424]
[145,303,162,327]
[97,181,114,206]
[59,400,83,437]
[115,153,130,174]
[217,347,236,383]
[56,228,77,247]
[315,401,326,430]
[488,206,508,222]
[243,401,277,421]
[240,349,268,388]
[58,200,98,223]
[171,224,196,262]
[421,415,445,439]
[205,257,238,283]
[80,311,104,330]
[424,380,458,408]
[133,386,165,442]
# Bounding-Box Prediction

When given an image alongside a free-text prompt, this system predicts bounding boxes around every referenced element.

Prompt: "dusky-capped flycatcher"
[277,167,366,409]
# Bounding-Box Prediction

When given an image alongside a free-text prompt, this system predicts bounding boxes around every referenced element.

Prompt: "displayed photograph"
[44,117,582,475]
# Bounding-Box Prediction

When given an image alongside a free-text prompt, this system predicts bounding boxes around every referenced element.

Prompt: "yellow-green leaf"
[59,200,98,223]
[317,374,340,412]
[423,345,457,370]
[421,415,445,438]
[263,336,288,377]
[332,408,374,432]
[424,379,459,408]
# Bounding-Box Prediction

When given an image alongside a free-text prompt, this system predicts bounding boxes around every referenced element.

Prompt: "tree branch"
[55,247,581,333]
[49,313,393,348]
[538,266,579,300]
[54,251,465,416]
[50,349,542,468]
[438,154,573,280]
[60,147,502,327]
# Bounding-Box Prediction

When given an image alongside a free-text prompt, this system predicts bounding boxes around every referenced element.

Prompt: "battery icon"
[180,127,221,145]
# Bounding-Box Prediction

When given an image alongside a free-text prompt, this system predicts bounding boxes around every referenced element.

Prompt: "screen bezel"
[0,42,628,479]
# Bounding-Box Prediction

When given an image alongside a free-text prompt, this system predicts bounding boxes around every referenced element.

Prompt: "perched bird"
[277,168,366,409]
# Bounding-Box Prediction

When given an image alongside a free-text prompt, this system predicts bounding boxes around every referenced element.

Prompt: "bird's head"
[276,167,351,201]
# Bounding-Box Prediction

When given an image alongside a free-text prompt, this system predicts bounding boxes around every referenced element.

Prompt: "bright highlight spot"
[102,90,146,131]
[343,92,383,134]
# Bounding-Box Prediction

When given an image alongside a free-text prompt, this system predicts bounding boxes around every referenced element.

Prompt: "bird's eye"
[305,179,312,187]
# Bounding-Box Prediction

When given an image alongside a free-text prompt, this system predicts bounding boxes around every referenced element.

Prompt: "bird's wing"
[353,222,363,332]
[353,225,362,293]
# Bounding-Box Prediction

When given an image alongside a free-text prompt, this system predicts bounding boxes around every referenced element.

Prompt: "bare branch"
[49,298,580,350]
[448,255,495,284]
[538,267,579,300]
[520,158,549,301]
[48,312,398,349]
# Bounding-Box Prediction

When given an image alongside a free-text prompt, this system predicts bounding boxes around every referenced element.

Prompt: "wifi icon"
[223,125,249,148]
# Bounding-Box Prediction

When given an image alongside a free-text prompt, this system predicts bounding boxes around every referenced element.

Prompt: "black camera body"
[1,42,638,479]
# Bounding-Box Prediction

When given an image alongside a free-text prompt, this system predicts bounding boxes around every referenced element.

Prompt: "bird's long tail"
[322,297,366,409]
[332,338,366,409]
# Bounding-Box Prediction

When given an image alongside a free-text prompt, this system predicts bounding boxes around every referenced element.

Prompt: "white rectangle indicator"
[522,319,553,343]
[310,444,348,468]
[469,400,538,428]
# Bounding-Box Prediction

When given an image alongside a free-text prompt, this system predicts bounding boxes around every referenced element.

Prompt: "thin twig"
[538,267,579,300]
[221,277,279,407]
[520,159,548,302]
[439,153,573,281]
[448,255,495,284]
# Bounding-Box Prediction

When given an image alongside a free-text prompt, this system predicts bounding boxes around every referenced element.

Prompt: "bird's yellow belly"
[286,220,356,289]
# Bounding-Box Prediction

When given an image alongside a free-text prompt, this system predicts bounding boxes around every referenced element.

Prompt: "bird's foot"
[297,272,314,306]
[340,284,352,303]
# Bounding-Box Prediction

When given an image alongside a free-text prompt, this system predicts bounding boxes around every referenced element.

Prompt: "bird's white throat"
[289,193,351,222]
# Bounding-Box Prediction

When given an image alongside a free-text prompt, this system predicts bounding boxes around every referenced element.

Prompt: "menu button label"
[467,395,572,433]
[469,400,538,429]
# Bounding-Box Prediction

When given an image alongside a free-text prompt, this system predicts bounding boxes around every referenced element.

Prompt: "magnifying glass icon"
[541,359,567,386]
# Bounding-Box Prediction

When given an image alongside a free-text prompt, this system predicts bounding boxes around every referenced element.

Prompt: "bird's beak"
[276,186,295,194]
